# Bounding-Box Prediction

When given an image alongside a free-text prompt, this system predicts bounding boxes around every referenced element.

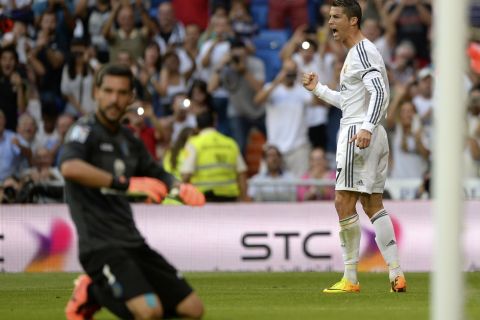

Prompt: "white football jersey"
[313,38,389,133]
[339,39,389,128]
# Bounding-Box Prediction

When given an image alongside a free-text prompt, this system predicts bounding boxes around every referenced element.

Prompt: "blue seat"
[250,3,269,30]
[252,30,289,50]
[252,30,289,82]
[255,50,283,82]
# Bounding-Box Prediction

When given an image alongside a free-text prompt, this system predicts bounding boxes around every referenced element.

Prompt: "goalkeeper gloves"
[169,183,205,206]
[110,176,168,203]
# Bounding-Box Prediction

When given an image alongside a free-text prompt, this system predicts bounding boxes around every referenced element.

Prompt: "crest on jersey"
[114,159,126,177]
[67,125,90,143]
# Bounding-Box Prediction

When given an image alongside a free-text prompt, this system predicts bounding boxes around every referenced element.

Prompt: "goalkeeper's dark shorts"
[80,243,193,318]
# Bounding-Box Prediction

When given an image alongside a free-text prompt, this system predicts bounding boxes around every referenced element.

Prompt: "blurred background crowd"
[1,0,479,204]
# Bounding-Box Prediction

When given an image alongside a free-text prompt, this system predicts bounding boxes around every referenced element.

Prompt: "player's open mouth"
[332,29,338,36]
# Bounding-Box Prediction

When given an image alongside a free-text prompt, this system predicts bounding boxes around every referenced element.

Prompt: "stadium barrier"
[248,178,480,201]
[1,201,479,273]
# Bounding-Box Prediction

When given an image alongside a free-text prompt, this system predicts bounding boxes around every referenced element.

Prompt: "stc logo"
[240,231,332,261]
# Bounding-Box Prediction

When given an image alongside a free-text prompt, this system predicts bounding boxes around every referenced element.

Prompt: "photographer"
[208,38,265,154]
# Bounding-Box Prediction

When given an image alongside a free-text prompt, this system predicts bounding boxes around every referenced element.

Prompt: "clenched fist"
[302,72,318,91]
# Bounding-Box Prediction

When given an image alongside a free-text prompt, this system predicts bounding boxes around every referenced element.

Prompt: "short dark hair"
[196,110,216,129]
[95,64,134,90]
[332,0,362,28]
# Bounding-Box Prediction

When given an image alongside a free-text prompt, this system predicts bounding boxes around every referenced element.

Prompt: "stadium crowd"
[0,0,479,204]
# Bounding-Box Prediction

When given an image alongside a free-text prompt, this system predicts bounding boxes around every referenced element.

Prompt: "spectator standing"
[102,1,154,62]
[387,0,432,65]
[281,28,336,149]
[386,84,429,179]
[181,110,248,202]
[248,144,296,202]
[208,38,265,154]
[197,14,233,135]
[28,10,66,108]
[155,50,191,114]
[138,42,163,115]
[0,46,26,131]
[75,0,111,63]
[412,67,434,142]
[154,1,185,55]
[254,59,311,177]
[61,38,95,117]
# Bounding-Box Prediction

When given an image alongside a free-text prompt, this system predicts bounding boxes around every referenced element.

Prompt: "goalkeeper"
[60,64,204,320]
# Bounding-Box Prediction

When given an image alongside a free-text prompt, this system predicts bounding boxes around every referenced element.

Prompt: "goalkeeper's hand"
[169,183,205,206]
[111,176,168,203]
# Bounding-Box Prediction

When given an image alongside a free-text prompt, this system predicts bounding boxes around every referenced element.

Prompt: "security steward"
[180,110,248,202]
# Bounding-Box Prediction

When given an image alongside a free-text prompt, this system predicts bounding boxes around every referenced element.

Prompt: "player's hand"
[349,129,372,149]
[128,177,168,203]
[171,183,205,206]
[302,72,318,91]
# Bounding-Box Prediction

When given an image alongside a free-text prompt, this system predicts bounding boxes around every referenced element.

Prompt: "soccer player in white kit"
[303,0,407,293]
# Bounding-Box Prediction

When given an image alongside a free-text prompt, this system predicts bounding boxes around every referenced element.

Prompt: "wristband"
[110,176,129,191]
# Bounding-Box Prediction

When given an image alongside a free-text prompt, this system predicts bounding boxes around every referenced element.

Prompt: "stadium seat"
[250,1,269,30]
[253,30,289,81]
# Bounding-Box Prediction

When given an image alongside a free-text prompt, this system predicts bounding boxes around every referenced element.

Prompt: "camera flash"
[137,107,144,116]
[301,41,310,50]
[183,99,191,108]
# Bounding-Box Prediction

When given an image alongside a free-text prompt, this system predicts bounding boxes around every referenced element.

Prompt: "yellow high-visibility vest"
[188,130,240,197]
[163,148,187,180]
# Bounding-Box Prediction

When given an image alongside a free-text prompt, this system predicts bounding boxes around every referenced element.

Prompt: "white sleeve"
[361,70,387,133]
[312,82,341,108]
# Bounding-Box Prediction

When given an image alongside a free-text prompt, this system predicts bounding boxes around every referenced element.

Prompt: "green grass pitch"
[0,272,479,319]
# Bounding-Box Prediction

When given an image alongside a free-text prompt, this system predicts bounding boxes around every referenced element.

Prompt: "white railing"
[247,178,480,201]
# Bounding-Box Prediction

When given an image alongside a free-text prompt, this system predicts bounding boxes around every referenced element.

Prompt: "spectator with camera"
[208,38,265,154]
[254,59,312,177]
[281,25,335,150]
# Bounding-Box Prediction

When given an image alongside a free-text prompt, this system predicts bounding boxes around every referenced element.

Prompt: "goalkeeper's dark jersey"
[59,114,175,255]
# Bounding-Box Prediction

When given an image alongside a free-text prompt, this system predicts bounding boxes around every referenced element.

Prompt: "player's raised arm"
[302,72,341,108]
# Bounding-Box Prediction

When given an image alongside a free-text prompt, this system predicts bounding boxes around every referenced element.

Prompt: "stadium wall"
[0,202,479,273]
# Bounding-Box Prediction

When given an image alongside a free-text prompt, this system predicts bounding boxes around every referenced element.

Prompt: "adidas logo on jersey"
[356,180,364,186]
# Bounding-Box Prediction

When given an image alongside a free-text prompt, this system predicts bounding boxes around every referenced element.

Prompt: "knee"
[127,294,163,320]
[132,307,163,320]
[177,293,205,319]
[334,193,356,218]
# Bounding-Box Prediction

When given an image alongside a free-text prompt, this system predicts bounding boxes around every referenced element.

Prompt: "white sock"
[371,209,404,282]
[339,213,361,284]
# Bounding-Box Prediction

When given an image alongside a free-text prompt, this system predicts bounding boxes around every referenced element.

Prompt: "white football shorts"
[335,123,389,194]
